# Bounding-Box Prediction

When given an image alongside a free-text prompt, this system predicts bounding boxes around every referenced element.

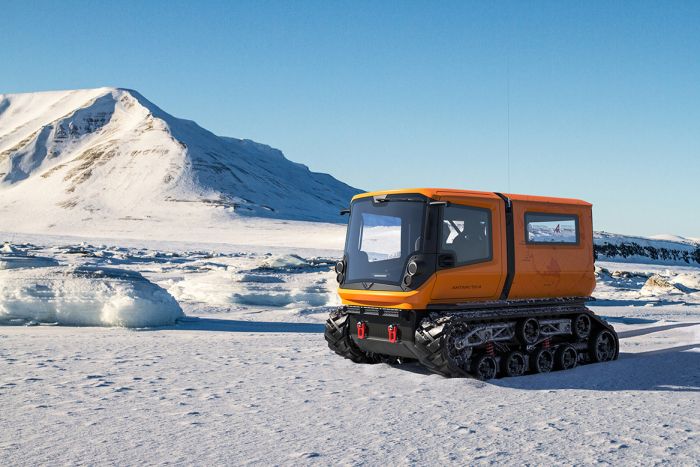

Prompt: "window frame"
[342,195,428,288]
[524,212,580,246]
[439,204,493,266]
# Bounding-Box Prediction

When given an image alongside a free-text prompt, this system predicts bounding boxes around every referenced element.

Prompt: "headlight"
[407,260,420,276]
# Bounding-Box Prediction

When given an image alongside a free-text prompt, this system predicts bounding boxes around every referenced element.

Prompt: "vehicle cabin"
[338,188,594,310]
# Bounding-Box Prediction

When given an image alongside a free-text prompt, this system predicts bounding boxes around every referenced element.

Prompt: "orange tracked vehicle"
[324,188,618,379]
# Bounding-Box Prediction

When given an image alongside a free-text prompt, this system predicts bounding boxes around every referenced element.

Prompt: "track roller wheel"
[590,329,617,363]
[502,351,527,377]
[573,314,592,339]
[555,344,578,370]
[517,317,540,345]
[472,354,498,380]
[531,348,554,373]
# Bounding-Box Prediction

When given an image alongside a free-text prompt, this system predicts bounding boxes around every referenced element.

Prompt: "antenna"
[506,58,511,193]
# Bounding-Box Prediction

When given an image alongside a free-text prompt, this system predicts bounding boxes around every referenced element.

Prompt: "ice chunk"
[230,286,329,308]
[640,274,684,296]
[256,254,308,270]
[0,266,183,327]
[232,292,295,307]
[0,256,60,270]
[671,273,700,292]
[238,274,285,283]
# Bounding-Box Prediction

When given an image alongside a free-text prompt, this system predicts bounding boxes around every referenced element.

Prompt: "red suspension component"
[486,341,495,356]
[357,321,367,340]
[387,324,399,343]
[543,337,551,349]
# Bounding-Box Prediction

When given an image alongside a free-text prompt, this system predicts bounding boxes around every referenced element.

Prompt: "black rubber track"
[412,305,618,378]
[324,308,377,364]
[326,304,619,379]
[413,319,455,376]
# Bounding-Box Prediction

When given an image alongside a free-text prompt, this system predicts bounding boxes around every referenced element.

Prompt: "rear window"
[525,213,579,245]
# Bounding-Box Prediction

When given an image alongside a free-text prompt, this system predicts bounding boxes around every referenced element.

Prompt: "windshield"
[344,197,426,286]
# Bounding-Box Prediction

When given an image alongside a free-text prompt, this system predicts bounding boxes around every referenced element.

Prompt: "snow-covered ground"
[1,229,699,465]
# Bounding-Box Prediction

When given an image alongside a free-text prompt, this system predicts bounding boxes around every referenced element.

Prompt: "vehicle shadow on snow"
[156,317,700,392]
[390,343,700,392]
[593,298,688,307]
[616,321,700,338]
[601,315,659,325]
[490,344,700,392]
[165,317,325,334]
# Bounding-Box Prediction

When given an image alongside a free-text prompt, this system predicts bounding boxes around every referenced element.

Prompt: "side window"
[526,213,579,244]
[440,205,492,265]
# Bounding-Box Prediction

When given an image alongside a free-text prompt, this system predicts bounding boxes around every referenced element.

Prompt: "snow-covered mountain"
[0,87,359,234]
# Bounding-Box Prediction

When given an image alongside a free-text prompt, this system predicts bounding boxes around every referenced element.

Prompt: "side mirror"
[339,209,350,215]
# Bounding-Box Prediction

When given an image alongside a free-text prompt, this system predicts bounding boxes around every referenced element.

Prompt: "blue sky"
[2,1,699,237]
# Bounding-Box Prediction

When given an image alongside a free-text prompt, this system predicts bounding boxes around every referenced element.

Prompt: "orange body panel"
[428,191,506,303]
[338,275,438,309]
[506,195,595,299]
[339,188,595,309]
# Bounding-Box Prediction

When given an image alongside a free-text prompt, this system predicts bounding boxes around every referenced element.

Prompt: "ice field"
[0,230,698,465]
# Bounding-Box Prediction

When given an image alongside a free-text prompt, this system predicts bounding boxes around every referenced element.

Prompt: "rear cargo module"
[325,188,618,380]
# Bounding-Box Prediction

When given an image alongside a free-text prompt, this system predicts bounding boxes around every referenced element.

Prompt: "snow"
[1,228,699,465]
[596,231,699,248]
[0,265,183,327]
[639,274,688,296]
[0,255,59,269]
[1,308,698,465]
[648,233,699,244]
[0,216,348,250]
